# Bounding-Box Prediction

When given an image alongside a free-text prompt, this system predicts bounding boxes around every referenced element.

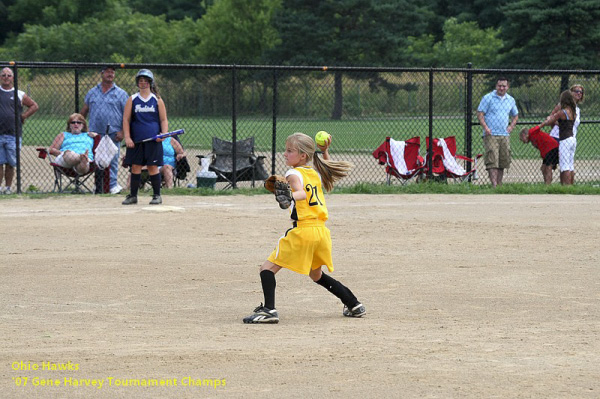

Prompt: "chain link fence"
[2,61,600,193]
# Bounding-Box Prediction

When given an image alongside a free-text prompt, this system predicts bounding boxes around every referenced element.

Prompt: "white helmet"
[135,69,154,84]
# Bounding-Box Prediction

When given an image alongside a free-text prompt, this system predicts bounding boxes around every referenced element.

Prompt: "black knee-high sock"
[260,270,276,310]
[150,173,161,196]
[130,173,141,197]
[315,273,359,307]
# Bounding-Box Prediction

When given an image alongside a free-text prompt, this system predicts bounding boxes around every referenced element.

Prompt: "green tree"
[0,0,21,43]
[271,0,432,66]
[7,0,129,27]
[408,18,503,67]
[4,13,202,63]
[499,0,600,69]
[428,0,508,33]
[127,0,211,21]
[193,0,281,115]
[270,0,434,119]
[196,0,281,64]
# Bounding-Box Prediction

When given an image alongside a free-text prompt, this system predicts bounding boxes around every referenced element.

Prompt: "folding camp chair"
[165,135,190,187]
[425,136,482,182]
[174,156,191,187]
[372,136,425,185]
[196,137,269,189]
[36,134,102,194]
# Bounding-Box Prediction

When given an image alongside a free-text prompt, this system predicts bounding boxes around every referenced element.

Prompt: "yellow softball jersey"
[267,166,333,275]
[286,166,328,222]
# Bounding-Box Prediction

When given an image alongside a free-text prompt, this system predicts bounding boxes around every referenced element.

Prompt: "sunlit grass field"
[21,115,600,161]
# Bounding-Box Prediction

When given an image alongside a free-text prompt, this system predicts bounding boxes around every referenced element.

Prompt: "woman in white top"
[548,84,584,184]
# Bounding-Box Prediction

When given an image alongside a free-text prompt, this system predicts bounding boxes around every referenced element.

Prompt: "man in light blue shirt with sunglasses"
[477,77,519,188]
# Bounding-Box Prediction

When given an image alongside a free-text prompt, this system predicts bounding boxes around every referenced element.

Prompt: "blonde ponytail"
[287,132,353,192]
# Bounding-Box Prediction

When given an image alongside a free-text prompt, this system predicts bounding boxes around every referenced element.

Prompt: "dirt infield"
[1,194,599,398]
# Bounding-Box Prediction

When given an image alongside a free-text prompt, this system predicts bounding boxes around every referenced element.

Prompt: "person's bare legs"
[61,150,80,167]
[560,171,571,185]
[570,171,575,185]
[260,260,282,274]
[5,164,14,188]
[496,169,504,186]
[0,164,5,187]
[541,164,553,184]
[488,168,498,188]
[309,267,322,282]
[73,150,90,175]
[147,165,159,176]
[61,150,89,174]
[162,165,174,188]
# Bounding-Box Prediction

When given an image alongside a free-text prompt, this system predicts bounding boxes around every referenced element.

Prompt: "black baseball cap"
[101,66,116,72]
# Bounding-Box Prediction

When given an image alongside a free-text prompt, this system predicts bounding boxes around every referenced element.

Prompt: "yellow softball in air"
[315,131,331,146]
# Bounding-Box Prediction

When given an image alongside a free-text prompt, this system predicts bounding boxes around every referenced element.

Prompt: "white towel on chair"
[389,138,408,174]
[95,135,118,169]
[437,139,465,175]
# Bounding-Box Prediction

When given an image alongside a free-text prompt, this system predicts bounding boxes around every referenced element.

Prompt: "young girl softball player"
[243,132,366,324]
[122,69,168,205]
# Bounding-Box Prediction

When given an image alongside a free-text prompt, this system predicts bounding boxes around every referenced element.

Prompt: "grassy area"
[20,116,600,161]
[4,181,599,199]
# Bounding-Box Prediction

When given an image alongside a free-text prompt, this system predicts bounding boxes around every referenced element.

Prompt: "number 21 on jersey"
[306,183,323,206]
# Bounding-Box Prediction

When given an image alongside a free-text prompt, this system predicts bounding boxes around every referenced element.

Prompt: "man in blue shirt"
[477,77,519,188]
[81,67,128,194]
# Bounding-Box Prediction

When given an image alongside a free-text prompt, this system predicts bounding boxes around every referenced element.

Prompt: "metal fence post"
[232,65,237,188]
[427,68,433,179]
[271,69,278,175]
[465,63,473,179]
[13,64,22,194]
[74,69,80,113]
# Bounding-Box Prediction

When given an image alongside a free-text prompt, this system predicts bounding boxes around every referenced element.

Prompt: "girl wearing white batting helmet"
[122,69,168,205]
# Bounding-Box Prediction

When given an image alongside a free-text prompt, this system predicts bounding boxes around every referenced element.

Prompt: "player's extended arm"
[264,175,294,209]
[288,174,306,202]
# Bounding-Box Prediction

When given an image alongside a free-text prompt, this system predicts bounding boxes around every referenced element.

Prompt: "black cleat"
[122,195,138,205]
[243,304,279,324]
[149,195,162,205]
[343,303,366,318]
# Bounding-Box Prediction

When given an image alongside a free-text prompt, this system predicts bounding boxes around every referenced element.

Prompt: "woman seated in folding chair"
[160,136,186,188]
[48,113,98,175]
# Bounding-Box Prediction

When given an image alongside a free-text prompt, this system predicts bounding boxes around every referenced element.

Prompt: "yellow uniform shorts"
[267,220,334,275]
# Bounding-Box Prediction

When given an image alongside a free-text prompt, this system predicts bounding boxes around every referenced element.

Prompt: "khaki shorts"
[267,220,333,275]
[483,135,511,169]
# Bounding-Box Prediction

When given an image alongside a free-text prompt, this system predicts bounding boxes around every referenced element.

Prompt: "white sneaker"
[109,184,123,194]
[0,186,5,194]
[4,187,12,195]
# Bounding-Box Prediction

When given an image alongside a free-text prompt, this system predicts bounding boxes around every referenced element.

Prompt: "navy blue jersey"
[130,93,160,142]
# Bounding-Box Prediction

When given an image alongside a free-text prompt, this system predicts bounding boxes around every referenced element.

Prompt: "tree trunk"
[560,74,569,93]
[331,71,343,120]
